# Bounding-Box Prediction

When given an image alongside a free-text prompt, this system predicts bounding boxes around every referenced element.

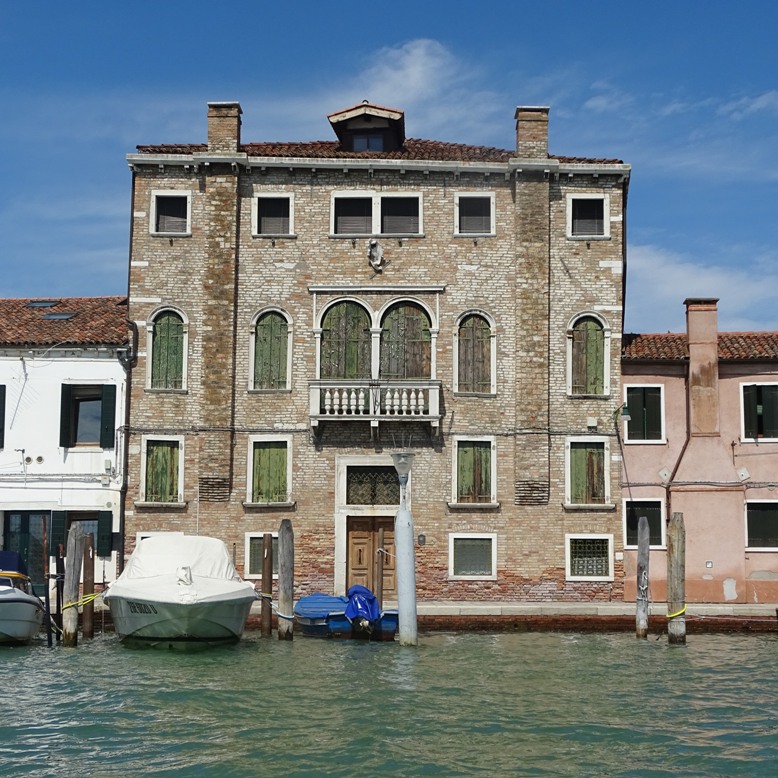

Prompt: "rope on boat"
[62,592,101,611]
[257,591,294,621]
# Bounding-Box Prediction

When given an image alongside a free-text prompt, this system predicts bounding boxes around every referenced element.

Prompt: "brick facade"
[124,101,630,604]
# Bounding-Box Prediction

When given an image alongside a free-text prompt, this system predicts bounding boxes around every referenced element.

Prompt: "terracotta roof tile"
[0,296,128,348]
[135,140,624,165]
[623,332,778,361]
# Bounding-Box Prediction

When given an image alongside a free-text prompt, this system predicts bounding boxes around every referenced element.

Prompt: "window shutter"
[381,198,419,234]
[644,387,662,440]
[457,443,475,502]
[252,442,287,502]
[335,199,371,234]
[320,302,371,380]
[762,385,778,438]
[380,303,431,380]
[146,441,179,502]
[99,385,117,448]
[254,313,288,389]
[96,511,113,556]
[152,313,184,389]
[0,384,5,449]
[572,318,604,394]
[50,511,67,556]
[458,315,491,393]
[743,384,758,438]
[59,385,73,448]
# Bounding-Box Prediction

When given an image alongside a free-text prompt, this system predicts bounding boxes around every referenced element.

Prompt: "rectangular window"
[59,385,117,448]
[567,194,610,239]
[567,439,608,505]
[254,195,293,236]
[454,438,495,504]
[625,386,663,442]
[455,194,494,235]
[346,466,399,505]
[332,193,422,235]
[448,533,497,579]
[48,511,113,558]
[742,384,778,440]
[625,500,664,547]
[353,134,384,152]
[0,384,5,449]
[566,534,613,580]
[151,192,191,235]
[746,503,778,548]
[142,437,183,503]
[245,533,279,578]
[248,437,291,504]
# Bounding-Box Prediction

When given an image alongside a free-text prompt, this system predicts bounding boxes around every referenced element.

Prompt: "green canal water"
[2,630,777,777]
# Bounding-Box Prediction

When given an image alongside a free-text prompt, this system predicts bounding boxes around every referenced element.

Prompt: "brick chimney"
[207,102,242,153]
[685,297,720,436]
[515,106,549,159]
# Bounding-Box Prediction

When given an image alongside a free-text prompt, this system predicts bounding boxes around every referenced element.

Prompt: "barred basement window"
[566,535,613,580]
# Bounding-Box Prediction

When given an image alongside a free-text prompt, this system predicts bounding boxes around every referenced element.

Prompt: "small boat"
[0,551,46,645]
[294,585,398,641]
[104,535,257,643]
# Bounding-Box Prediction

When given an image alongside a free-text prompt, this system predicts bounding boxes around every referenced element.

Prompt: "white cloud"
[719,90,778,119]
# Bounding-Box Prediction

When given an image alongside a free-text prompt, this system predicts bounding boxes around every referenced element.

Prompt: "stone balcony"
[309,379,442,429]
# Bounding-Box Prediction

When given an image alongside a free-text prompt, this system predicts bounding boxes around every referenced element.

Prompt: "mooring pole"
[636,516,650,639]
[277,520,294,641]
[375,526,385,610]
[667,511,686,645]
[391,452,417,647]
[54,546,64,642]
[82,533,95,640]
[62,523,85,647]
[42,515,52,648]
[260,532,273,637]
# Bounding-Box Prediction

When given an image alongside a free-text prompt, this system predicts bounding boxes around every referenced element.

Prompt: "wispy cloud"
[719,90,778,118]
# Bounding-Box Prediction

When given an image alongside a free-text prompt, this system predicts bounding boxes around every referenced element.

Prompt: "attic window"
[42,313,75,321]
[353,134,384,152]
[27,300,59,308]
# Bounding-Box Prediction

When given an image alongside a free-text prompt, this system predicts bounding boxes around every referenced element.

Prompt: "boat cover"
[0,551,29,576]
[106,535,255,605]
[345,585,381,623]
[293,592,348,620]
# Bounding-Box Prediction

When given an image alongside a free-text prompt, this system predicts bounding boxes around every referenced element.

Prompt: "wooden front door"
[347,516,396,598]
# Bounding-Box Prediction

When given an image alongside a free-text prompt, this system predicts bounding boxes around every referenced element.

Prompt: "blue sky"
[1,1,776,334]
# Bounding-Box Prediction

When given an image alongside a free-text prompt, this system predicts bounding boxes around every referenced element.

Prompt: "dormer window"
[353,134,384,152]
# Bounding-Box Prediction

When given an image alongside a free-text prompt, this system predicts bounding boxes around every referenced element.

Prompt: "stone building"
[124,100,630,603]
[621,298,778,603]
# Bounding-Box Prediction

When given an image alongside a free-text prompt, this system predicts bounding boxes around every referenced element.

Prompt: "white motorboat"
[0,551,45,644]
[104,535,257,642]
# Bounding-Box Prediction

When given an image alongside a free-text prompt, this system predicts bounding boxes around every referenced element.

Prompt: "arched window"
[457,314,492,393]
[320,302,371,379]
[571,316,605,395]
[253,311,289,390]
[150,311,185,390]
[380,302,431,379]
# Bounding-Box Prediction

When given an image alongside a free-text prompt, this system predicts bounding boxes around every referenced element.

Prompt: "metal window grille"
[569,538,609,577]
[346,466,400,505]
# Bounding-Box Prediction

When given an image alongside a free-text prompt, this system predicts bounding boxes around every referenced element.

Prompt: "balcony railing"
[309,379,442,429]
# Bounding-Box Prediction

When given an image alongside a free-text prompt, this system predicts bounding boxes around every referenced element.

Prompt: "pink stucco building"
[621,298,778,603]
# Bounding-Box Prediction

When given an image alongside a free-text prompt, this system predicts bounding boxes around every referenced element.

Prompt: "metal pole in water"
[392,451,417,647]
[636,516,650,639]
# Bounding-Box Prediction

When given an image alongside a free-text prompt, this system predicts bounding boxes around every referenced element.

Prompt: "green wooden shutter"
[145,441,179,502]
[457,442,490,503]
[59,385,73,447]
[96,511,113,556]
[252,442,287,502]
[743,384,758,438]
[458,315,490,393]
[320,302,371,380]
[570,442,604,504]
[0,385,5,449]
[50,511,67,556]
[762,385,778,438]
[254,313,288,389]
[380,303,431,380]
[572,318,604,394]
[152,312,184,389]
[644,387,662,440]
[99,385,117,448]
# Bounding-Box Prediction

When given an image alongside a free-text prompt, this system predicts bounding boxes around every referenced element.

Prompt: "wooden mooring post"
[667,511,686,645]
[82,533,95,640]
[636,516,650,639]
[260,533,273,637]
[62,523,85,647]
[277,520,294,641]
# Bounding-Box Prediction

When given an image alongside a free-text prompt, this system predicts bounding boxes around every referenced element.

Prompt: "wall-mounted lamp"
[620,405,631,422]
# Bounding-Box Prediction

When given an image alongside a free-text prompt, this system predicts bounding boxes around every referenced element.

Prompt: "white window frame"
[623,384,666,444]
[244,531,279,580]
[251,191,295,237]
[566,193,610,240]
[450,435,498,506]
[622,498,666,549]
[248,308,293,391]
[145,307,189,392]
[740,382,778,443]
[330,190,423,236]
[448,532,498,580]
[745,501,778,551]
[139,435,185,504]
[564,436,612,508]
[150,190,192,236]
[245,434,293,506]
[454,192,496,236]
[565,312,611,397]
[453,310,497,395]
[565,533,614,581]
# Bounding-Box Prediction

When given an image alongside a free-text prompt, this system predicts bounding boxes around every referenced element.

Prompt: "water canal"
[2,630,777,777]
